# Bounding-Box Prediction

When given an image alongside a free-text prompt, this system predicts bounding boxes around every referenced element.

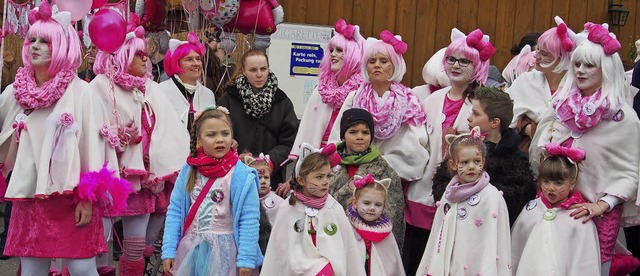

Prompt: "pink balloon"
[89,9,126,53]
[182,0,198,13]
[91,0,108,10]
[55,0,92,21]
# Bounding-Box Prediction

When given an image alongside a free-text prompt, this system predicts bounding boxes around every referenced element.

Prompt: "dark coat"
[218,85,299,189]
[432,128,536,226]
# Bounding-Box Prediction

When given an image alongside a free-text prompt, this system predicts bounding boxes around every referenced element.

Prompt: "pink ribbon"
[555,22,576,52]
[320,143,341,167]
[584,22,621,56]
[545,143,586,163]
[380,30,407,55]
[353,174,375,189]
[465,29,495,61]
[28,0,52,24]
[335,19,356,40]
[12,121,26,143]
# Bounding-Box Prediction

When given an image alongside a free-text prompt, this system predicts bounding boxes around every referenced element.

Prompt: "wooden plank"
[412,0,439,86]
[567,0,587,31]
[586,0,607,23]
[352,0,375,37]
[372,0,397,35]
[552,0,571,29]
[533,0,554,32]
[306,0,330,25]
[434,0,459,54]
[328,0,354,24]
[456,0,478,33]
[281,0,307,24]
[512,0,535,56]
[492,0,517,69]
[395,0,418,85]
[617,0,637,62]
[477,0,498,42]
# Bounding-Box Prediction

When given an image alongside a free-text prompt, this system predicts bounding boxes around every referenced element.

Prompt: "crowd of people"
[1,1,640,275]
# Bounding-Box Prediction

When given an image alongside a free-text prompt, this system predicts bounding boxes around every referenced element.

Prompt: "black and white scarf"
[235,71,279,118]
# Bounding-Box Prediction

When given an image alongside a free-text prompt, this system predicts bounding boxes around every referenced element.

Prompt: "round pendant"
[525,199,537,211]
[293,219,304,233]
[457,207,468,220]
[305,207,319,217]
[323,222,338,236]
[441,113,446,124]
[582,102,597,116]
[443,203,451,215]
[15,113,27,123]
[468,194,480,206]
[543,209,557,221]
[613,109,624,122]
[211,189,224,203]
[264,197,276,208]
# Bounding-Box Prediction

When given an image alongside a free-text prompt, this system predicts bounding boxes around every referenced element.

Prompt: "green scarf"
[337,142,381,165]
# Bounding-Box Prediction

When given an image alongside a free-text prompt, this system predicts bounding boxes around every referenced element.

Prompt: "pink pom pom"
[436,201,441,207]
[475,219,483,227]
[611,253,640,275]
[134,26,145,39]
[75,162,133,215]
[464,265,468,270]
[492,212,498,218]
[498,190,504,196]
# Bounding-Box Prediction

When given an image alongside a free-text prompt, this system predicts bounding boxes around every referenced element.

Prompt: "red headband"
[380,30,407,55]
[466,29,495,61]
[584,22,621,56]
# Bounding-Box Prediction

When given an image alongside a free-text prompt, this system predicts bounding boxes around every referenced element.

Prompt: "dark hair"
[510,33,541,56]
[186,108,233,193]
[205,48,227,99]
[538,155,578,182]
[473,86,514,132]
[288,153,330,205]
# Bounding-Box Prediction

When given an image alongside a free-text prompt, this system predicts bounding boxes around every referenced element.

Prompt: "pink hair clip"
[380,30,407,55]
[554,17,576,52]
[466,29,495,61]
[353,174,375,189]
[545,143,586,163]
[335,19,356,40]
[584,22,621,56]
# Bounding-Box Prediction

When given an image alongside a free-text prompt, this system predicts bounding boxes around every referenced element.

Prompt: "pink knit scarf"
[13,67,75,110]
[317,72,364,108]
[444,171,490,203]
[553,85,616,133]
[352,82,426,140]
[539,190,587,209]
[113,72,147,94]
[293,190,328,209]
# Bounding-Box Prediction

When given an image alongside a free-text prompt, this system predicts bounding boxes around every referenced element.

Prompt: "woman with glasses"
[91,20,189,275]
[405,28,495,275]
[507,16,576,154]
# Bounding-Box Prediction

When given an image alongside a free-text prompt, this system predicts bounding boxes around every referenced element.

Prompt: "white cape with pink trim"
[261,191,285,226]
[353,231,405,276]
[417,184,512,276]
[289,87,335,158]
[158,78,216,128]
[511,198,600,276]
[507,70,562,127]
[261,195,366,276]
[90,75,189,191]
[0,77,119,198]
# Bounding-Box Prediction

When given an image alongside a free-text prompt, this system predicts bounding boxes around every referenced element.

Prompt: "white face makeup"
[573,60,602,96]
[29,36,52,68]
[330,46,344,72]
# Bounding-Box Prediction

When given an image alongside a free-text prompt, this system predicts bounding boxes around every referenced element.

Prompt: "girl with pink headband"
[90,15,189,275]
[408,27,495,275]
[158,32,216,132]
[289,18,365,162]
[508,16,577,153]
[0,1,127,274]
[531,22,640,275]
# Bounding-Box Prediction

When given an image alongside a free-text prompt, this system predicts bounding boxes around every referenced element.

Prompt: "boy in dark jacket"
[432,87,536,226]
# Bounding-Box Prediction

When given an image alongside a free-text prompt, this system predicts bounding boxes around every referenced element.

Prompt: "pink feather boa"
[75,163,133,215]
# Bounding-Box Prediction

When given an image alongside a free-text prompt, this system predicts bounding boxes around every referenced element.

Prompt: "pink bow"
[335,19,356,40]
[584,22,621,56]
[28,0,52,25]
[12,121,27,143]
[353,174,375,189]
[320,143,342,167]
[380,30,407,55]
[187,32,207,56]
[469,126,487,140]
[127,13,141,33]
[465,29,495,61]
[555,22,576,52]
[545,143,586,163]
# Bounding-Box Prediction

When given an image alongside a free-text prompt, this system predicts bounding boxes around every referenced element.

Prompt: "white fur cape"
[507,70,563,127]
[158,78,216,128]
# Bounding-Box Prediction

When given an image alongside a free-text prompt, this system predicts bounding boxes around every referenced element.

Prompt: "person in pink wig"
[158,32,216,133]
[0,1,128,274]
[531,22,640,276]
[90,14,189,275]
[410,27,495,275]
[502,44,536,88]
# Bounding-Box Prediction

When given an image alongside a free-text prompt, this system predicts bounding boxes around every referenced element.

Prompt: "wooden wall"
[279,0,639,87]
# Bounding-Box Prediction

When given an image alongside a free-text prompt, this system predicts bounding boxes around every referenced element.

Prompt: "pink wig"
[22,18,81,75]
[444,29,494,85]
[93,26,147,75]
[537,17,576,74]
[318,19,364,83]
[164,32,206,77]
[361,31,407,83]
[502,45,536,85]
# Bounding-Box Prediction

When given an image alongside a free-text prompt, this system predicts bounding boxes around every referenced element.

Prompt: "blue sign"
[290,43,324,76]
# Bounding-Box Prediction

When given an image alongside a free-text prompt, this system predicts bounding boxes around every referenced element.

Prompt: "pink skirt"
[4,195,107,258]
[102,188,156,217]
[153,182,174,215]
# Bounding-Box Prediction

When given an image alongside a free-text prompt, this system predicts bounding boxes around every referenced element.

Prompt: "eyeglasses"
[445,56,472,67]
[135,51,148,59]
